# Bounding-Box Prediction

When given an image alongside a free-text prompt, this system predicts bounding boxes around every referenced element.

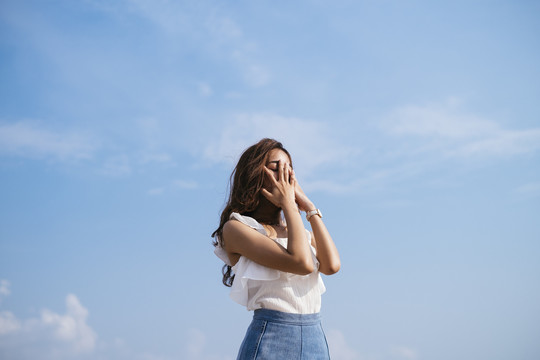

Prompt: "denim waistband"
[253,309,321,325]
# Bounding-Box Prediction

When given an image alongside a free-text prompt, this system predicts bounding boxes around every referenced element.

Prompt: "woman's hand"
[261,161,297,209]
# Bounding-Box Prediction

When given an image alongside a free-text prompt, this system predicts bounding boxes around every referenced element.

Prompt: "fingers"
[260,187,272,201]
[261,161,297,207]
[263,166,279,186]
[282,162,293,184]
[266,162,292,185]
[279,160,286,183]
[290,168,296,185]
[264,161,294,188]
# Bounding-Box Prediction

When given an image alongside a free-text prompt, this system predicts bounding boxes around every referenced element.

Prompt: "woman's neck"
[251,197,282,225]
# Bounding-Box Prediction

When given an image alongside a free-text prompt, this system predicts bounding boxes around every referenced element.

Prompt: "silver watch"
[306,209,322,221]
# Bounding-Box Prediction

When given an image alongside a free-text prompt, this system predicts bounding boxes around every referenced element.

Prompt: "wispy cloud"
[0,280,10,304]
[174,179,199,190]
[203,113,356,176]
[514,181,540,197]
[0,311,21,335]
[123,0,190,34]
[93,0,270,88]
[385,97,497,139]
[183,328,233,360]
[450,128,540,157]
[197,82,213,97]
[383,98,540,158]
[391,346,418,359]
[147,187,165,196]
[100,154,132,176]
[326,329,360,360]
[0,121,97,161]
[147,179,198,196]
[204,10,270,88]
[198,100,540,196]
[186,328,206,359]
[304,170,394,195]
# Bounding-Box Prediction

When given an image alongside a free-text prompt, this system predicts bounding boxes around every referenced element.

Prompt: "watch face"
[306,209,322,220]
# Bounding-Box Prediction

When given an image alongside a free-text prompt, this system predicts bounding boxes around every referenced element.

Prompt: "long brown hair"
[212,138,292,287]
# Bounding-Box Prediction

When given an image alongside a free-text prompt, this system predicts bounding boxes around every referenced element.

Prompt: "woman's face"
[265,149,292,183]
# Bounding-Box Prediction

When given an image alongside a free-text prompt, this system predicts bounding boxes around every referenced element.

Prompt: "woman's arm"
[222,213,314,275]
[223,161,314,275]
[308,215,340,275]
[294,179,341,275]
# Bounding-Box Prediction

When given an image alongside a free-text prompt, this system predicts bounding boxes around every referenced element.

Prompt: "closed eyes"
[267,160,292,171]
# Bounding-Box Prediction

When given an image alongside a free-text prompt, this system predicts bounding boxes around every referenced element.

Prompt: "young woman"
[213,138,340,360]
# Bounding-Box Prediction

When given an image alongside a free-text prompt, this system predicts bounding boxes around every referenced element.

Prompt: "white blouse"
[214,212,326,314]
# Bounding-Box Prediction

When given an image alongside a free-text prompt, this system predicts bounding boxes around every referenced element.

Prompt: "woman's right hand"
[261,161,297,209]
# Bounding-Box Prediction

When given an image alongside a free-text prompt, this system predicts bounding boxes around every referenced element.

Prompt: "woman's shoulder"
[222,216,247,234]
[221,214,267,257]
[226,212,266,234]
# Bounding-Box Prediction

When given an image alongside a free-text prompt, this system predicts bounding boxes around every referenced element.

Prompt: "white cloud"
[206,14,270,88]
[450,128,540,157]
[0,311,21,335]
[186,328,206,359]
[40,294,97,353]
[201,101,540,196]
[100,154,132,176]
[147,179,198,196]
[326,329,360,360]
[0,292,97,359]
[131,119,177,167]
[240,64,270,89]
[197,82,213,97]
[514,181,540,197]
[383,98,540,158]
[0,279,10,303]
[302,163,423,195]
[120,0,190,35]
[98,1,270,88]
[208,15,244,41]
[139,152,174,165]
[0,281,18,335]
[148,187,165,195]
[386,98,497,139]
[0,121,97,161]
[391,346,418,359]
[240,63,270,88]
[94,336,176,360]
[203,113,355,177]
[183,328,233,360]
[174,179,199,190]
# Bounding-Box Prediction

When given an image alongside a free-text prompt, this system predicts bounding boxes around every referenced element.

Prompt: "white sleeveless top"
[214,212,326,314]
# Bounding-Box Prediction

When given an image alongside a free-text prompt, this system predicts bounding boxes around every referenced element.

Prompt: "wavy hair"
[212,138,292,287]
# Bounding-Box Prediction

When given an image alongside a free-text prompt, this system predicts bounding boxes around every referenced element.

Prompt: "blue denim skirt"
[236,309,330,360]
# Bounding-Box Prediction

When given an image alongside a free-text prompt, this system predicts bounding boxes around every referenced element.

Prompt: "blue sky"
[1,0,539,359]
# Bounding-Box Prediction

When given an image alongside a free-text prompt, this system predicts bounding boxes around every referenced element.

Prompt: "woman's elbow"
[293,259,316,275]
[320,261,341,275]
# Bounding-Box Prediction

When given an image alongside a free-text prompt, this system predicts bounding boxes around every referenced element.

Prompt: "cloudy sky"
[1,1,539,359]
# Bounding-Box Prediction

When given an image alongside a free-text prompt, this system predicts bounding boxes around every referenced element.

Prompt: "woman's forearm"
[282,202,314,273]
[309,214,340,275]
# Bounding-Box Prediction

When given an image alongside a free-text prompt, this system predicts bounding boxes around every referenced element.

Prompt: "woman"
[213,138,340,360]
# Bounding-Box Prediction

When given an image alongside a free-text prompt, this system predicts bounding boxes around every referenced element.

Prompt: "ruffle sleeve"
[213,212,266,266]
[213,245,231,266]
